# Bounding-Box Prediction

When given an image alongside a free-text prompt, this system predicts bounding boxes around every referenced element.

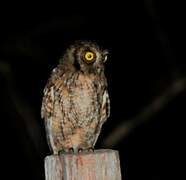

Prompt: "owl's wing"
[93,89,110,146]
[41,66,64,120]
[41,85,54,120]
[100,90,110,124]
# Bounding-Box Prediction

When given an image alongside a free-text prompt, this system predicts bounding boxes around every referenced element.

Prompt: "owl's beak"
[103,50,109,56]
[103,50,109,62]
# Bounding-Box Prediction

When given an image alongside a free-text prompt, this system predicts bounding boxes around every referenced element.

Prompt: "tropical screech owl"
[41,40,110,154]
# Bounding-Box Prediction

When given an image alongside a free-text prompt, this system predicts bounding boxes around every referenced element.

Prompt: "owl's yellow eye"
[84,51,95,63]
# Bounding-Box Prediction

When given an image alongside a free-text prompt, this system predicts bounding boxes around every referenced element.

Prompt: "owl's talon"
[58,149,65,155]
[78,148,83,153]
[88,147,94,152]
[68,148,74,153]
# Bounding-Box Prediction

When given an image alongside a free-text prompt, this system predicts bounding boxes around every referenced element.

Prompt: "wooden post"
[45,149,122,180]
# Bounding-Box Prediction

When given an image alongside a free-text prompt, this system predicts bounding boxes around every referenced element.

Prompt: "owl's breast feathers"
[41,65,110,128]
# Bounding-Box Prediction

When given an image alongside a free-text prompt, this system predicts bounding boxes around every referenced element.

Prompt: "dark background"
[0,1,184,179]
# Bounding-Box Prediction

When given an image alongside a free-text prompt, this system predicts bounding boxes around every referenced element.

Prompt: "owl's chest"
[72,73,101,110]
[61,73,104,125]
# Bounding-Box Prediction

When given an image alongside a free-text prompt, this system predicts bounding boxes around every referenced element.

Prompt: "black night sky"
[0,1,185,180]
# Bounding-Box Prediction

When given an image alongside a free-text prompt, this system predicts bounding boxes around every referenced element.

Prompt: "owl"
[41,40,110,154]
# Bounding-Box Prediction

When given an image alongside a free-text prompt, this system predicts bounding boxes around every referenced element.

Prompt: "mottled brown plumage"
[41,41,110,154]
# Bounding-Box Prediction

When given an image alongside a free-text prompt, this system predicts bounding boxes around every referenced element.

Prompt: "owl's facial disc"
[83,51,96,64]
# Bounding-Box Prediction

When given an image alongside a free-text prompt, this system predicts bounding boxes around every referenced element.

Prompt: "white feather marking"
[47,117,57,154]
[102,91,108,109]
[51,86,54,102]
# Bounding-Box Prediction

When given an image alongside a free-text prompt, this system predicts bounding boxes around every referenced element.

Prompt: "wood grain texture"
[45,149,122,180]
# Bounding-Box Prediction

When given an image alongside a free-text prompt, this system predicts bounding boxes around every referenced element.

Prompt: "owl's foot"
[58,149,66,155]
[77,147,94,153]
[58,148,74,154]
[88,147,94,153]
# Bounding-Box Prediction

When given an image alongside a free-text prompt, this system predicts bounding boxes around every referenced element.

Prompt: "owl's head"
[62,41,108,74]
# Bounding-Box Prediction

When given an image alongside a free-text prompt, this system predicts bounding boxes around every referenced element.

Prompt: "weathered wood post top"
[45,149,122,180]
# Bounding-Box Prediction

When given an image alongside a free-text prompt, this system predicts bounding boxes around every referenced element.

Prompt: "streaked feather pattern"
[41,41,110,154]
